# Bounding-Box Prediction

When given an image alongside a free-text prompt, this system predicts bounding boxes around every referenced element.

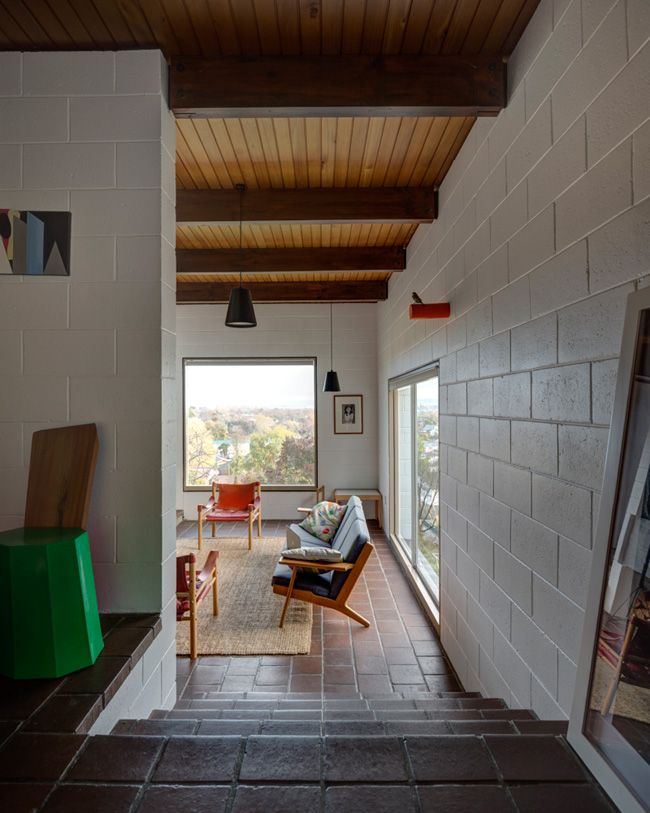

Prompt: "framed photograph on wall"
[568,286,650,813]
[334,395,363,435]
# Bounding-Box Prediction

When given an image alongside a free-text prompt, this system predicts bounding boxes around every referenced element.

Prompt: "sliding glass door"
[391,366,440,606]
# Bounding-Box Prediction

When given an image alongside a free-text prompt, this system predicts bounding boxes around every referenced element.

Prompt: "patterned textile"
[299,501,346,542]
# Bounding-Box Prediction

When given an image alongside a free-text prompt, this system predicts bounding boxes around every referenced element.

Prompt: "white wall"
[0,50,177,713]
[378,0,650,718]
[176,302,378,520]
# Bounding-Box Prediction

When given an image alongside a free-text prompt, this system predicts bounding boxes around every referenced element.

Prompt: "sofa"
[271,496,374,627]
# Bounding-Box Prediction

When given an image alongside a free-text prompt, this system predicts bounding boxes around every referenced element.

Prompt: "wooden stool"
[333,489,383,528]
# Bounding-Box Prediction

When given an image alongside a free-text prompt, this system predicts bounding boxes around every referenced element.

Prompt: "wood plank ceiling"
[0,0,541,302]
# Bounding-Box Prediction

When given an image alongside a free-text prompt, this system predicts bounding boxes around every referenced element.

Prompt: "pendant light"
[323,302,341,392]
[225,183,257,328]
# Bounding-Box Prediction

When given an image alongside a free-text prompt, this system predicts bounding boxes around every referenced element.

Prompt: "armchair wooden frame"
[296,484,326,515]
[176,551,219,659]
[197,481,262,551]
[272,541,374,628]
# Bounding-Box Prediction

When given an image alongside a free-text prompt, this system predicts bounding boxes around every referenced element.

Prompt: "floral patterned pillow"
[299,501,346,543]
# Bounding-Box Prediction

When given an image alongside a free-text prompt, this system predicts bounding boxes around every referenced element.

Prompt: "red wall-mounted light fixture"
[409,302,451,319]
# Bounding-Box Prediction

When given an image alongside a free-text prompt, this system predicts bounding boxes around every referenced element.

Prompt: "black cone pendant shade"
[323,303,341,392]
[225,184,257,328]
[225,286,257,327]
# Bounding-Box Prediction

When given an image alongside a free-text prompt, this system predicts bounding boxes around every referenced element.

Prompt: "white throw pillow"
[281,546,343,562]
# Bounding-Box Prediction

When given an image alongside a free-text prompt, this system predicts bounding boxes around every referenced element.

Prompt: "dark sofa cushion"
[271,563,333,598]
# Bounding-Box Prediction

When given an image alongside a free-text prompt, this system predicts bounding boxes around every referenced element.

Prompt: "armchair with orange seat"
[197,481,262,551]
[176,550,219,659]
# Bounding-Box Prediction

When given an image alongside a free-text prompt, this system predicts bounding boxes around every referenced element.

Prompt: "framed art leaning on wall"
[569,286,650,813]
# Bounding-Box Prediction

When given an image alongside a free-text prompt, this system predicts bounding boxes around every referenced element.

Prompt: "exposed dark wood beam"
[177,280,388,303]
[171,55,506,117]
[176,187,437,224]
[177,247,405,274]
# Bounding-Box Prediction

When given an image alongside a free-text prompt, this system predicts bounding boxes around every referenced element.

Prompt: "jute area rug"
[176,535,312,656]
[589,654,650,724]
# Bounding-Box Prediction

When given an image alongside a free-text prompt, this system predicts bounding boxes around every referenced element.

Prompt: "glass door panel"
[395,385,413,553]
[415,377,440,602]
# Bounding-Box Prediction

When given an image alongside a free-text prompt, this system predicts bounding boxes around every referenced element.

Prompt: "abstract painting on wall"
[0,210,71,276]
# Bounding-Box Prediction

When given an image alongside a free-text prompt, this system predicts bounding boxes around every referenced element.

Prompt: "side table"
[0,527,104,679]
[333,489,383,528]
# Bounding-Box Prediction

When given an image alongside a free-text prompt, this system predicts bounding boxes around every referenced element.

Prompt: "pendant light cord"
[330,303,334,369]
[236,183,245,289]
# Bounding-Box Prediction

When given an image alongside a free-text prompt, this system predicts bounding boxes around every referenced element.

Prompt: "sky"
[186,362,315,410]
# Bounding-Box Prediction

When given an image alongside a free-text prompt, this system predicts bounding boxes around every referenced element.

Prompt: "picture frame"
[334,394,363,435]
[568,286,650,813]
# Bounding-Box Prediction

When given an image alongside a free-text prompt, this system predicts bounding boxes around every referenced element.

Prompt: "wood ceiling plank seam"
[191,119,232,188]
[27,0,75,45]
[381,0,413,54]
[500,0,539,56]
[240,117,273,187]
[207,119,245,187]
[173,0,216,55]
[175,125,207,187]
[116,0,157,45]
[288,117,309,188]
[0,0,51,43]
[441,0,481,54]
[55,0,97,44]
[252,0,282,54]
[479,0,518,54]
[134,0,180,52]
[349,222,362,247]
[358,116,386,187]
[400,0,436,54]
[405,115,449,185]
[341,0,365,54]
[275,0,301,55]
[332,116,353,187]
[345,116,370,187]
[256,117,285,188]
[320,116,337,187]
[460,0,500,55]
[304,117,322,187]
[434,115,475,184]
[65,0,115,46]
[422,0,458,54]
[394,116,435,185]
[370,116,402,186]
[420,115,458,185]
[230,0,262,54]
[258,223,278,248]
[175,153,197,189]
[321,0,345,55]
[298,0,322,54]
[208,0,241,55]
[381,116,419,186]
[182,120,222,187]
[321,222,332,247]
[330,222,343,247]
[360,0,390,54]
[90,0,138,44]
[223,118,260,188]
[271,117,298,188]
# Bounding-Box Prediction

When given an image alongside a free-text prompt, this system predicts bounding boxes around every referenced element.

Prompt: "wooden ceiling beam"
[177,280,389,303]
[177,247,405,274]
[177,187,437,224]
[170,55,506,117]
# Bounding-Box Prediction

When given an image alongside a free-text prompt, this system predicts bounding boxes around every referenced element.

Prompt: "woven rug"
[176,535,312,656]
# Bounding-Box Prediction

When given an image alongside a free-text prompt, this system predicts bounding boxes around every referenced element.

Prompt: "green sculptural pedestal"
[0,527,104,679]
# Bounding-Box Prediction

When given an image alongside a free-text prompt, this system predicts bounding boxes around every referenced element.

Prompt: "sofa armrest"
[279,557,354,573]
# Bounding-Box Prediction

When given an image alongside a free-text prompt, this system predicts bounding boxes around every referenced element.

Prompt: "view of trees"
[186,405,315,487]
[416,405,440,578]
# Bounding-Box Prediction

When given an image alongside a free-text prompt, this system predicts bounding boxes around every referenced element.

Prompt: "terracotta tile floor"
[176,519,459,696]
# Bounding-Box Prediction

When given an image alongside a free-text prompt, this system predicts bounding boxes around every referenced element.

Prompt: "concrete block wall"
[0,51,177,714]
[176,303,378,520]
[377,0,650,718]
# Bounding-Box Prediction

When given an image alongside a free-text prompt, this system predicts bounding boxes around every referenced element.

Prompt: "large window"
[390,364,440,606]
[183,359,317,490]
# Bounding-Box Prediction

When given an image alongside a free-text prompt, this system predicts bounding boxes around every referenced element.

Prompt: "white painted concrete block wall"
[377,0,650,718]
[176,303,378,520]
[0,51,177,714]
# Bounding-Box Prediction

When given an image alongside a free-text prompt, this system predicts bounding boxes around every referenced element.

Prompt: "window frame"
[182,356,319,492]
